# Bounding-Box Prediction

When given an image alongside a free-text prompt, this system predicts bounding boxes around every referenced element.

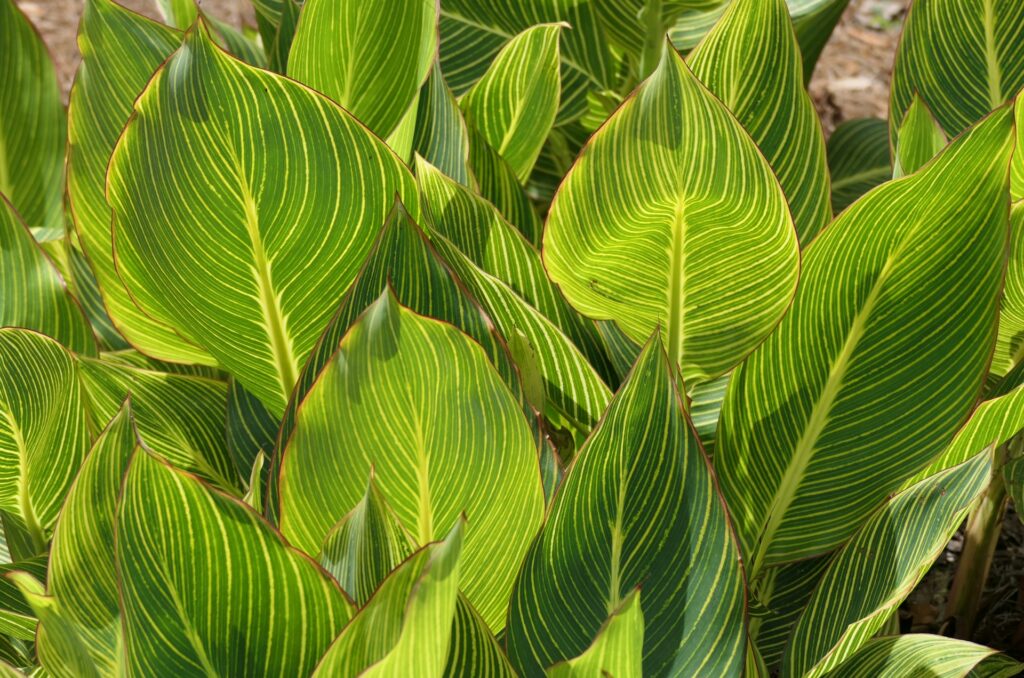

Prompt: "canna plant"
[0,0,1023,675]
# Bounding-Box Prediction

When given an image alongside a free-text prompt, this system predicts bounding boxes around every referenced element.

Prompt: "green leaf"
[242,452,266,513]
[689,372,729,455]
[1014,101,1023,201]
[827,117,892,214]
[0,197,96,356]
[688,0,831,245]
[827,635,1022,678]
[546,590,644,678]
[0,0,64,236]
[506,336,746,677]
[717,107,1015,576]
[117,450,353,675]
[994,201,1024,375]
[153,0,196,28]
[444,595,518,678]
[66,235,128,352]
[8,573,98,678]
[467,124,543,245]
[783,450,993,677]
[414,61,473,187]
[68,0,213,366]
[544,42,800,384]
[0,557,45,641]
[287,0,437,141]
[0,330,90,551]
[460,24,563,183]
[318,473,414,606]
[890,0,1024,140]
[226,377,278,484]
[751,557,830,671]
[313,522,463,677]
[106,20,418,416]
[77,356,239,493]
[279,290,544,631]
[893,94,947,178]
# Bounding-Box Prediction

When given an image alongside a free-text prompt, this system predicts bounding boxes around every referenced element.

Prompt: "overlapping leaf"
[994,201,1024,375]
[893,94,946,178]
[506,337,746,677]
[717,107,1014,575]
[826,117,891,213]
[544,42,799,384]
[106,21,418,416]
[828,635,1022,678]
[414,61,473,186]
[444,595,517,678]
[546,591,644,678]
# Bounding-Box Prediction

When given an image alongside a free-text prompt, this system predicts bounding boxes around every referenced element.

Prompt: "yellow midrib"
[666,197,688,376]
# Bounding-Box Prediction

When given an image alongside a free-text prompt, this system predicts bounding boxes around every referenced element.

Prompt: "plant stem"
[638,0,664,80]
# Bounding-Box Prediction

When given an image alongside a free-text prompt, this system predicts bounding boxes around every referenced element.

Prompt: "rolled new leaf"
[0,330,90,553]
[106,20,418,416]
[506,336,745,677]
[826,118,891,213]
[717,106,1014,575]
[688,0,831,244]
[287,0,437,142]
[544,41,800,385]
[827,635,1022,678]
[0,197,95,355]
[117,450,353,675]
[893,94,946,178]
[279,290,543,631]
[546,591,644,678]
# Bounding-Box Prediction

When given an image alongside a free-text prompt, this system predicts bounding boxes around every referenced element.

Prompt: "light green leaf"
[106,20,418,416]
[783,450,993,677]
[890,0,1024,140]
[546,590,644,678]
[0,197,95,356]
[287,0,437,141]
[0,330,90,551]
[318,473,414,606]
[544,42,799,384]
[689,372,729,454]
[68,0,213,366]
[688,0,831,245]
[460,24,562,182]
[444,595,518,678]
[1014,101,1023,201]
[827,117,892,214]
[717,107,1014,576]
[279,290,544,631]
[414,61,473,187]
[0,557,45,641]
[467,124,543,245]
[994,201,1024,375]
[153,0,195,29]
[77,356,239,493]
[117,450,353,675]
[828,634,1022,678]
[893,94,947,178]
[313,522,462,678]
[8,573,97,678]
[0,0,64,236]
[506,336,746,677]
[242,452,266,512]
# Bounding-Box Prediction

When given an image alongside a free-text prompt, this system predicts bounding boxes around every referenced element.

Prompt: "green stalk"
[638,0,665,80]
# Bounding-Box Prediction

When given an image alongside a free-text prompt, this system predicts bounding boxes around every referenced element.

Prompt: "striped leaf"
[439,0,613,124]
[117,450,353,675]
[287,0,436,142]
[828,635,1022,678]
[689,372,729,455]
[893,94,947,178]
[890,0,1024,141]
[444,595,517,678]
[467,124,543,245]
[0,557,45,641]
[994,201,1024,375]
[783,450,993,678]
[506,336,746,677]
[318,473,414,606]
[7,572,97,678]
[546,591,644,678]
[77,356,239,493]
[717,107,1014,576]
[544,42,800,385]
[67,0,212,366]
[0,330,90,552]
[225,377,277,485]
[106,20,418,416]
[1014,101,1023,200]
[414,61,472,187]
[279,290,544,631]
[0,0,64,237]
[416,156,617,385]
[827,117,892,213]
[688,0,831,245]
[460,24,562,182]
[751,557,830,671]
[0,197,95,356]
[313,522,462,677]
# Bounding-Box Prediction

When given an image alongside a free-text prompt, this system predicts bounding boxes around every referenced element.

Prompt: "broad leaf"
[827,117,891,213]
[544,42,800,384]
[8,572,97,678]
[893,94,946,178]
[0,557,45,641]
[994,201,1024,375]
[546,591,644,678]
[225,377,277,484]
[117,450,353,675]
[0,330,90,552]
[0,0,64,236]
[0,197,95,355]
[414,61,472,187]
[288,0,437,141]
[467,124,543,245]
[828,635,1022,678]
[506,336,746,677]
[783,451,993,677]
[313,522,462,677]
[460,24,562,182]
[444,595,517,678]
[688,0,831,244]
[752,557,830,671]
[279,290,544,631]
[717,107,1015,575]
[106,20,418,416]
